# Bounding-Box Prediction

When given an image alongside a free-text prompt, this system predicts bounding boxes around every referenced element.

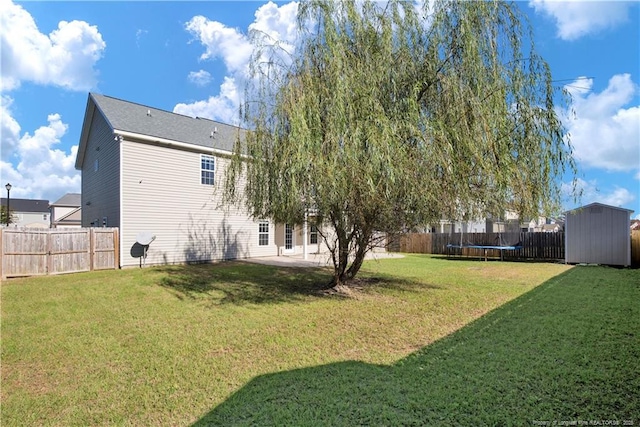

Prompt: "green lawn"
[1,255,638,426]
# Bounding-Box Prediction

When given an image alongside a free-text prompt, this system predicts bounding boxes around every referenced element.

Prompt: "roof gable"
[55,207,82,224]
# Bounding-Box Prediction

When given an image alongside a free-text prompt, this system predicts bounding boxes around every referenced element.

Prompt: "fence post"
[47,229,52,275]
[0,229,4,281]
[89,228,94,271]
[632,230,640,268]
[113,228,120,270]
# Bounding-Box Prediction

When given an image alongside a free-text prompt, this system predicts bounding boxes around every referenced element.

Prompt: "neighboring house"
[631,219,640,231]
[75,93,325,268]
[0,198,50,228]
[433,219,487,234]
[50,193,82,228]
[540,223,562,233]
[432,214,551,234]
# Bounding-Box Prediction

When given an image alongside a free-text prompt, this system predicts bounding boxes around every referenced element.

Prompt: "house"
[0,198,50,228]
[432,214,550,234]
[565,202,634,267]
[75,93,325,268]
[631,219,640,231]
[50,193,82,228]
[540,223,562,233]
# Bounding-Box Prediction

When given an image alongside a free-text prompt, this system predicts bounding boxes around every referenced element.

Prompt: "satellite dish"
[136,232,156,246]
[135,232,156,267]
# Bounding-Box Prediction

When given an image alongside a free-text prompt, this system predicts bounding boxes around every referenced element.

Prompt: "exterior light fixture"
[5,183,11,226]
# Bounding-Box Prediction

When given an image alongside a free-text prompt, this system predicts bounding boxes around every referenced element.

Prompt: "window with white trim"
[201,154,215,185]
[258,221,269,246]
[310,225,318,244]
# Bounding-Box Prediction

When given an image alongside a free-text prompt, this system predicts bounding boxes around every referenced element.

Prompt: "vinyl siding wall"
[81,110,120,228]
[565,205,631,266]
[120,140,278,267]
[9,212,49,228]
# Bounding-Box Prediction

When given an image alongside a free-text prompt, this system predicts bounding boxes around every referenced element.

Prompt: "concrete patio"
[245,251,404,268]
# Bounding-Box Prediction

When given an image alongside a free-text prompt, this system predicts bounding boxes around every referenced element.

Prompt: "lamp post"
[5,183,11,226]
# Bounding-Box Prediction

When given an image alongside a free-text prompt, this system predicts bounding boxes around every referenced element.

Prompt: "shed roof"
[564,202,634,215]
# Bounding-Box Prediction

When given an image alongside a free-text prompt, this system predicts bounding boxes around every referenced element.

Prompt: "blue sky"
[1,0,638,218]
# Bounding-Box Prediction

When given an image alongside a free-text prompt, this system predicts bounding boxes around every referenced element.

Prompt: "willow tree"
[226,0,575,288]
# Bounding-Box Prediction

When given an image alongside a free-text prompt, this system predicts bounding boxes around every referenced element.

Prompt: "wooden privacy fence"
[1,227,119,279]
[632,230,640,267]
[393,232,565,261]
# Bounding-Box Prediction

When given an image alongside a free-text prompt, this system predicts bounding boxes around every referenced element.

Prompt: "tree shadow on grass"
[156,261,442,306]
[156,262,333,305]
[193,267,640,425]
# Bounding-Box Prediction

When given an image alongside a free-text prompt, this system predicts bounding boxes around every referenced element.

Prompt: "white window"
[258,221,269,246]
[201,155,215,185]
[310,225,318,244]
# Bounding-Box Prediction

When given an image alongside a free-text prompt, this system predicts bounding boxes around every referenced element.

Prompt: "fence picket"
[1,227,118,279]
[632,230,640,267]
[398,232,565,261]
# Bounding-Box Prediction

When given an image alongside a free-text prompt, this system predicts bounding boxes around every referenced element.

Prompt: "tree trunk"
[327,228,372,289]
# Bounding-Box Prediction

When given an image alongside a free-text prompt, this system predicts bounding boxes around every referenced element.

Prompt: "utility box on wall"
[565,202,634,267]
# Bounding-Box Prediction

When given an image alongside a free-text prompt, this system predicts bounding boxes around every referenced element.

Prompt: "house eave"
[113,129,245,158]
[564,202,634,215]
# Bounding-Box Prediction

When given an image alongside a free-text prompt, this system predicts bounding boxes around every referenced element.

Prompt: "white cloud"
[0,105,80,200]
[187,69,213,87]
[174,76,240,124]
[249,1,299,53]
[185,15,253,75]
[529,0,631,40]
[135,29,148,48]
[177,1,299,123]
[1,95,21,158]
[0,0,106,92]
[563,74,639,173]
[564,178,636,210]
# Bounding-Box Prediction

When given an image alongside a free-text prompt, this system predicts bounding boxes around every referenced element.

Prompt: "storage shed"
[565,202,634,267]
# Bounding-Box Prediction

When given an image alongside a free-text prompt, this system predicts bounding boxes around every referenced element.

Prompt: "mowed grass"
[1,255,637,425]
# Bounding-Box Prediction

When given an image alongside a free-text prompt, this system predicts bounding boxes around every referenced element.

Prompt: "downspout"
[118,135,124,268]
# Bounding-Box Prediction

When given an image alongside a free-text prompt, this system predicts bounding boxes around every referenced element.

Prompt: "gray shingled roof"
[91,93,245,153]
[51,193,81,207]
[1,198,50,213]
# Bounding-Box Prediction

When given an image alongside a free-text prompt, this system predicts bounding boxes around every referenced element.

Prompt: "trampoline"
[446,233,522,261]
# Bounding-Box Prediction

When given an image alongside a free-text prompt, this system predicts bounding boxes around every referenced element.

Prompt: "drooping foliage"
[1,206,14,226]
[226,0,576,287]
